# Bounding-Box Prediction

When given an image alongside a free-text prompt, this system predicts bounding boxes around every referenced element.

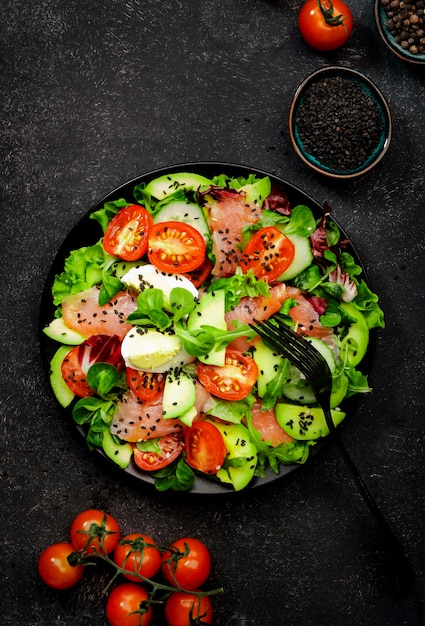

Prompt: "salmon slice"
[208,190,261,277]
[110,390,184,442]
[249,400,293,447]
[62,286,137,339]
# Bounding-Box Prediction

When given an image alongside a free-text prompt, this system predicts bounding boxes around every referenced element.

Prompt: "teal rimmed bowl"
[374,0,425,66]
[288,66,392,180]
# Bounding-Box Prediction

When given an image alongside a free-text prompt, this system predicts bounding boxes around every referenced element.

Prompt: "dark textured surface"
[1,1,424,625]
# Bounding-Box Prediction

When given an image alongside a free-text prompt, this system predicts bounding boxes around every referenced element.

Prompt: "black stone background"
[1,1,424,625]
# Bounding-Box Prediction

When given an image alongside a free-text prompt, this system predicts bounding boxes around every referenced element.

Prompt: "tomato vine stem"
[318,0,348,31]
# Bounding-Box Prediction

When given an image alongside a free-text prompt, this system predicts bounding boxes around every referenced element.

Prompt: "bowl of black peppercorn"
[374,0,425,64]
[288,66,392,180]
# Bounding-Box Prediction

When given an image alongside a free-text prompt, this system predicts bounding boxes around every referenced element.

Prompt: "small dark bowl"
[288,66,392,180]
[374,0,425,66]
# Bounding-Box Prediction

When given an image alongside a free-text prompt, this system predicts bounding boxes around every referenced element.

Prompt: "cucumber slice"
[153,201,209,239]
[339,302,369,366]
[277,234,313,281]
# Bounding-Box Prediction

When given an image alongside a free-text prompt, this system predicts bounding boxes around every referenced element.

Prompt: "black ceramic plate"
[39,162,375,495]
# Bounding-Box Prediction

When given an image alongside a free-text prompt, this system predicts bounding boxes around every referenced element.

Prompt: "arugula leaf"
[173,320,215,356]
[261,358,291,411]
[344,366,372,397]
[201,320,256,351]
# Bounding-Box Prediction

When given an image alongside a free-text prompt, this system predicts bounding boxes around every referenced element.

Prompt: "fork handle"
[326,416,414,598]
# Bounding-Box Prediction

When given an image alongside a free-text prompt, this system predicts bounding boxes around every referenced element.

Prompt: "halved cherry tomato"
[105,583,152,626]
[103,204,153,261]
[298,0,353,51]
[182,257,213,288]
[38,542,84,590]
[185,421,226,475]
[133,433,184,471]
[126,368,165,402]
[241,226,295,282]
[197,349,258,401]
[147,221,206,273]
[161,537,211,590]
[61,334,123,398]
[70,509,120,555]
[113,533,162,582]
[164,591,213,626]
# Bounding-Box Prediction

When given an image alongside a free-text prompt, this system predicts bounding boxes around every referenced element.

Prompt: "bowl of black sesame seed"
[288,66,392,180]
[374,0,425,64]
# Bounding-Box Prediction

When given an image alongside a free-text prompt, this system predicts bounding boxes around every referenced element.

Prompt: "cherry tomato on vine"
[147,221,206,273]
[241,226,295,282]
[161,537,211,591]
[70,509,120,555]
[164,591,213,626]
[105,583,152,626]
[38,542,84,590]
[133,433,184,471]
[126,368,165,402]
[103,204,153,261]
[197,349,258,401]
[185,421,226,475]
[298,0,354,51]
[113,533,162,582]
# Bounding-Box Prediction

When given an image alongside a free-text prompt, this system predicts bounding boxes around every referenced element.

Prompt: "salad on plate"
[41,167,384,492]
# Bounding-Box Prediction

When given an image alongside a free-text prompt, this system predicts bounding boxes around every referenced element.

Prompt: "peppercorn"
[381,0,425,54]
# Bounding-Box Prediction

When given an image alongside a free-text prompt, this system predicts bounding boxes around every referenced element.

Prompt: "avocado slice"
[275,403,345,440]
[43,317,86,345]
[187,290,227,366]
[239,176,271,207]
[49,346,75,408]
[162,369,196,419]
[102,429,133,469]
[209,420,258,491]
[145,173,211,200]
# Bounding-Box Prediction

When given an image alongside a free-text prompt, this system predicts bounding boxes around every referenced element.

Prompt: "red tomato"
[133,433,184,471]
[70,509,120,555]
[161,538,211,591]
[197,349,258,401]
[103,204,153,261]
[126,368,165,402]
[185,421,226,475]
[164,591,213,626]
[298,0,354,51]
[148,221,206,273]
[105,583,152,626]
[61,334,123,398]
[241,227,295,282]
[182,257,213,288]
[113,533,161,582]
[38,542,84,590]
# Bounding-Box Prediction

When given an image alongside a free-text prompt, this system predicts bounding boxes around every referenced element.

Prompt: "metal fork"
[251,314,414,598]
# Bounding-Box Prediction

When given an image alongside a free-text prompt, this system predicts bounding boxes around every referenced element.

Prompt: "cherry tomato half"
[38,542,84,590]
[185,421,226,475]
[298,0,354,51]
[148,221,206,273]
[61,334,123,398]
[161,537,211,591]
[197,349,258,401]
[241,226,295,282]
[113,533,162,582]
[126,368,165,402]
[133,433,184,472]
[182,257,214,288]
[70,509,120,555]
[103,204,153,261]
[164,591,213,626]
[105,583,152,626]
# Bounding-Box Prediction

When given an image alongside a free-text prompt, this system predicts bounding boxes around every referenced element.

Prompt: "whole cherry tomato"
[70,509,120,555]
[161,537,211,590]
[105,583,152,626]
[298,0,353,51]
[38,542,84,590]
[113,533,162,582]
[164,591,213,626]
